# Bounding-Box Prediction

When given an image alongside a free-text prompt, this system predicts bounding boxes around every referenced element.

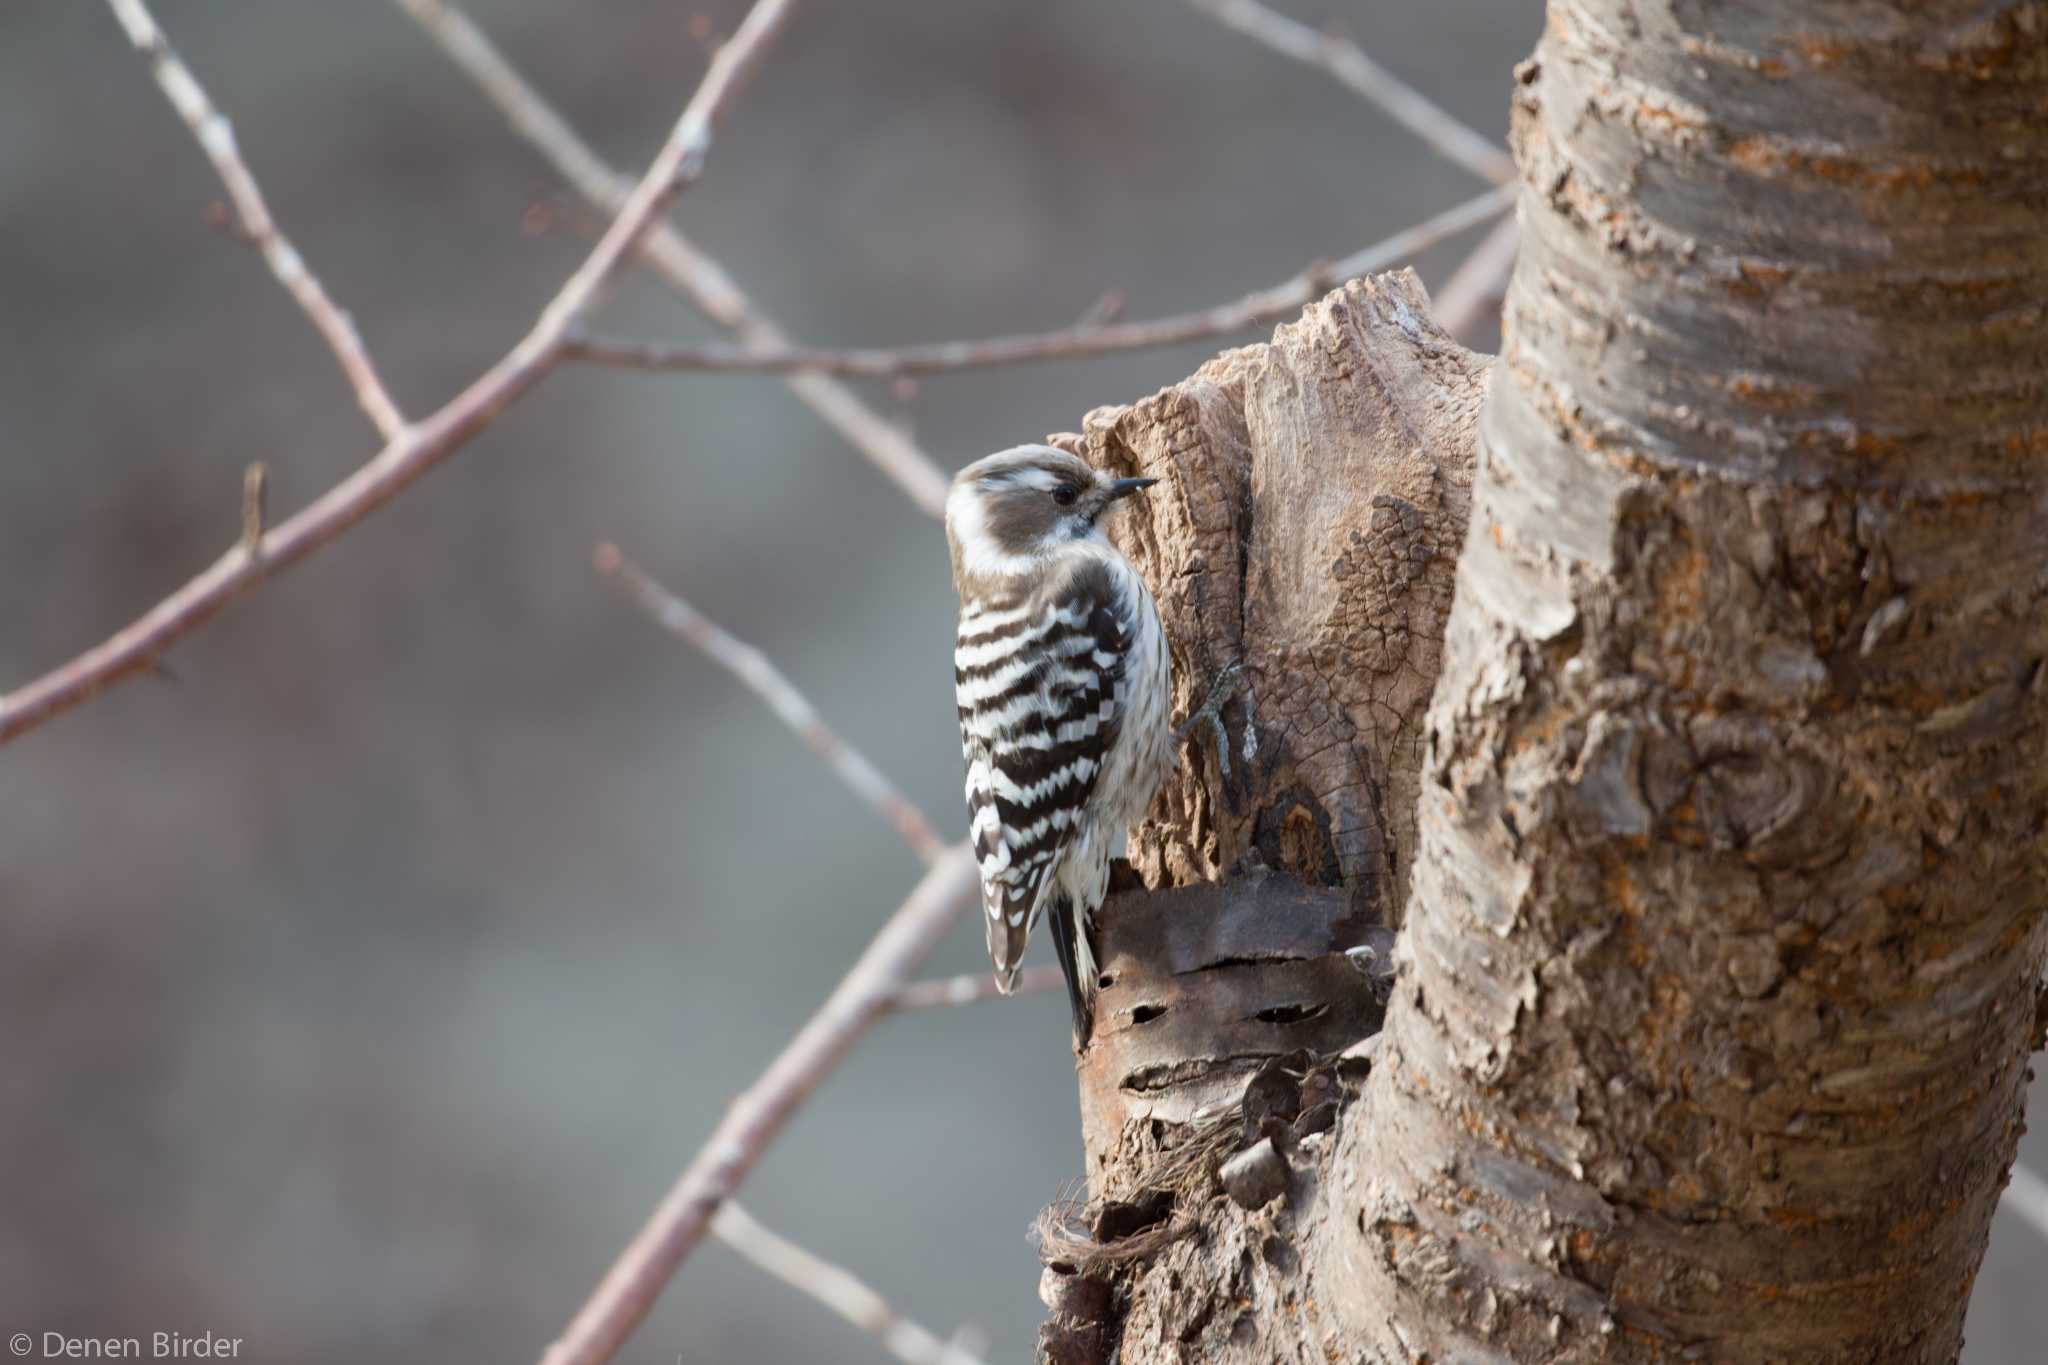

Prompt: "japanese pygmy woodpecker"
[946,445,1173,1047]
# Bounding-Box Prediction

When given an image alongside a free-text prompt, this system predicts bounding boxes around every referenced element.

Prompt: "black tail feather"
[1044,894,1095,1048]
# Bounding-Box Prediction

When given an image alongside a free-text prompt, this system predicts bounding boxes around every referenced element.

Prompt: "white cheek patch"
[946,480,987,545]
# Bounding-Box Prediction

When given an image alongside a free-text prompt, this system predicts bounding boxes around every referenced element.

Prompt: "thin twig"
[2006,1162,2048,1247]
[713,1202,992,1365]
[239,463,269,550]
[106,0,410,440]
[1072,289,1127,329]
[565,184,1513,379]
[889,963,1063,1011]
[594,542,946,866]
[541,845,982,1365]
[0,0,794,748]
[1187,0,1514,187]
[391,0,952,520]
[1430,212,1519,345]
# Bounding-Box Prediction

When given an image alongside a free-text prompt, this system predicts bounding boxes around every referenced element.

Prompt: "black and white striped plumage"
[945,445,1173,1046]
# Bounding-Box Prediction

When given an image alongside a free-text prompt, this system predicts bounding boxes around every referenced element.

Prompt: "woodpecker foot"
[1175,661,1245,781]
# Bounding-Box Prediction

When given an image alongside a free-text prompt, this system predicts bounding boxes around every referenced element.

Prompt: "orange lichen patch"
[1779,418,1911,465]
[1723,139,1969,195]
[1722,256,1797,302]
[2005,426,2048,457]
[1802,155,1870,185]
[1885,1199,1954,1245]
[1601,855,1647,924]
[1840,427,1902,460]
[1605,925,1649,976]
[1903,269,2030,303]
[1728,135,1786,174]
[1505,697,1575,757]
[1793,33,1848,68]
[1765,1205,1825,1230]
[1644,525,1709,626]
[1649,974,1694,1042]
[1720,370,1825,411]
[1634,95,1709,139]
[1667,1170,1709,1207]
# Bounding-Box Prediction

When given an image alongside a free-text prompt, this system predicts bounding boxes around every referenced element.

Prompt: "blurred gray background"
[2,2,2040,1361]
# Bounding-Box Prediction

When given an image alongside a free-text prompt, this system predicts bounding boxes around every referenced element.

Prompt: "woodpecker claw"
[1176,660,1246,781]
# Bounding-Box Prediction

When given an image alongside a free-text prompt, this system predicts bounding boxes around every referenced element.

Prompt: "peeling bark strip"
[1351,4,2048,1363]
[1077,874,1392,1165]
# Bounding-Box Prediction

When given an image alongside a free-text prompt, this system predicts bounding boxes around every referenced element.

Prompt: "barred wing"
[954,563,1127,987]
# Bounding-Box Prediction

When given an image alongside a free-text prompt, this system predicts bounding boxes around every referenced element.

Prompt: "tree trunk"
[1039,5,2048,1362]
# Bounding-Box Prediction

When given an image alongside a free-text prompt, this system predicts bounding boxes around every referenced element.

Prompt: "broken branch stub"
[1049,270,1486,1163]
[1032,272,1489,1363]
[1057,269,1486,918]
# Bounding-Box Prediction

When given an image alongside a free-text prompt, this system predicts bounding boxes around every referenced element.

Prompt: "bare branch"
[564,184,1513,379]
[1187,0,1515,187]
[392,0,952,520]
[105,0,410,440]
[511,0,794,343]
[1430,212,1520,345]
[541,845,982,1365]
[594,542,946,866]
[0,0,795,748]
[889,963,1063,1011]
[2007,1162,2048,1247]
[713,1202,992,1365]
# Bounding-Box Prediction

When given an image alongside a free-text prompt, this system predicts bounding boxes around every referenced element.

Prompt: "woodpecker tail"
[982,872,1037,994]
[1044,893,1096,1048]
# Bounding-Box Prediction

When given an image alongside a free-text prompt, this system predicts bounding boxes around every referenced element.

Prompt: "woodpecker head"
[945,445,1158,585]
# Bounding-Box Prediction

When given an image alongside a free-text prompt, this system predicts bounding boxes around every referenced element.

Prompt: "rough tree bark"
[1037,5,2048,1363]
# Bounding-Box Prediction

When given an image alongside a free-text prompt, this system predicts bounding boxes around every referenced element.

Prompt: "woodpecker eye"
[1051,483,1081,507]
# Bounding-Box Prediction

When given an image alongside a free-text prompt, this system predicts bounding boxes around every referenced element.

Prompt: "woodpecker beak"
[1104,476,1160,501]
